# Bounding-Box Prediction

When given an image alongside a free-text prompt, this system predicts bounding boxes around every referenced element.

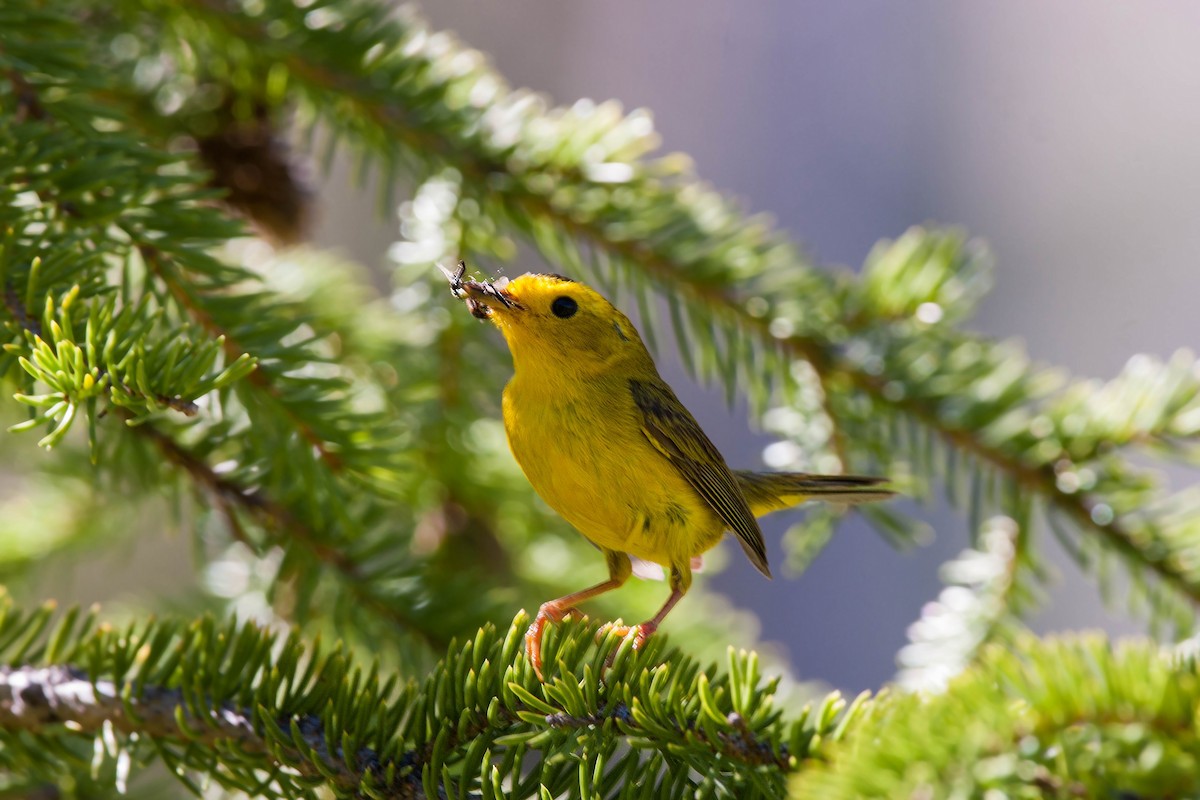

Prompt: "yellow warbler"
[445,265,892,678]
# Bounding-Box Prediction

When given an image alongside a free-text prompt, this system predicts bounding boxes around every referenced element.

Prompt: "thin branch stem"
[546,703,789,770]
[5,66,47,122]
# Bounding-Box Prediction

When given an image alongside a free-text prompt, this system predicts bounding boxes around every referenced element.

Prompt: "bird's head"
[445,267,652,376]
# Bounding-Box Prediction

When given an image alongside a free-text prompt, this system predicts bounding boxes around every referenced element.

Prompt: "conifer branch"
[132,419,448,651]
[0,56,435,647]
[131,419,317,548]
[795,635,1200,798]
[3,273,201,418]
[137,245,344,471]
[0,71,204,421]
[0,665,413,797]
[0,32,442,651]
[0,602,852,799]
[829,349,1191,596]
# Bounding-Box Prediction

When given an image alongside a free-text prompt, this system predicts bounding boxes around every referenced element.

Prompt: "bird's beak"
[439,262,523,320]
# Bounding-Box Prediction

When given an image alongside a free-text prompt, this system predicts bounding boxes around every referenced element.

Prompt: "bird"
[444,264,893,678]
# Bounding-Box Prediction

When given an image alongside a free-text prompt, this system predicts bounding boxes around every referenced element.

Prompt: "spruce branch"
[2,286,202,419]
[794,635,1200,798]
[829,332,1196,601]
[895,516,1023,692]
[0,600,864,799]
[0,46,443,650]
[0,16,465,657]
[137,244,343,472]
[0,664,412,797]
[131,418,448,652]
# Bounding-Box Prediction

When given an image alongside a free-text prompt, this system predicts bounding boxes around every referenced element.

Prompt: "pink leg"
[599,560,693,664]
[600,586,685,649]
[526,551,631,680]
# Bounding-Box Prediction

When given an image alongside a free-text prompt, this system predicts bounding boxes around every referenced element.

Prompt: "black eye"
[551,296,578,318]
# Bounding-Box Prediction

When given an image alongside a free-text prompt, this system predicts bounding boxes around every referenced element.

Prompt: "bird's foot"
[525,603,584,680]
[597,620,659,670]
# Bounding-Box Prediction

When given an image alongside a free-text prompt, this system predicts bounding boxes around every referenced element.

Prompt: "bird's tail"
[734,471,894,517]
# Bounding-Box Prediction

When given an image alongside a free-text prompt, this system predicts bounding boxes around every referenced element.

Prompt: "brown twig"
[3,287,41,337]
[546,703,789,770]
[6,68,47,122]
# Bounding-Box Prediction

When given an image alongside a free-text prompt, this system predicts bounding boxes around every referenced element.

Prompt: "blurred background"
[36,2,1200,693]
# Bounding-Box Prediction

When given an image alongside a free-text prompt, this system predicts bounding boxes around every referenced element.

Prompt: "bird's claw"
[525,608,661,681]
[524,604,585,681]
[597,621,655,649]
[597,621,658,672]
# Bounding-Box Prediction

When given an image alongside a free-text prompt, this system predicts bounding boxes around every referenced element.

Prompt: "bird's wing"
[629,379,771,578]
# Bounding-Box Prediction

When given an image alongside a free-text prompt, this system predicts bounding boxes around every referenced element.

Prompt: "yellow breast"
[502,374,722,567]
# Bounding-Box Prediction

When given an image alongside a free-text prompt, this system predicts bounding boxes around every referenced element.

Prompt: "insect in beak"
[439,261,522,319]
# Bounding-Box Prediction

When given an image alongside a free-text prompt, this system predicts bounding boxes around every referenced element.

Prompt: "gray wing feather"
[629,379,771,578]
